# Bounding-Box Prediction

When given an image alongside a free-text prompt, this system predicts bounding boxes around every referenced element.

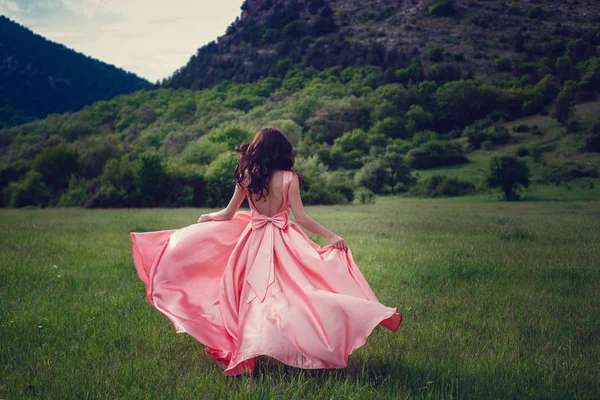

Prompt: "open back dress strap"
[280,170,294,212]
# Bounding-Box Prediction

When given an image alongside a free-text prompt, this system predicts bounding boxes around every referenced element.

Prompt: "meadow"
[1,194,599,399]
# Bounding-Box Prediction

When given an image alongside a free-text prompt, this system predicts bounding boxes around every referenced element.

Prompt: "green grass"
[1,200,599,399]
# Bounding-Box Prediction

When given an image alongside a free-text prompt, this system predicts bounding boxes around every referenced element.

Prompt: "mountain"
[165,0,600,90]
[0,16,151,128]
[0,0,599,209]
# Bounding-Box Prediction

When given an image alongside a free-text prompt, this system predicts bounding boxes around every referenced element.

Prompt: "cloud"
[148,16,190,25]
[0,0,20,13]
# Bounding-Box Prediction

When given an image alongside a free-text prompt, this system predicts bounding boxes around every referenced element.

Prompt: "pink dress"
[130,170,401,375]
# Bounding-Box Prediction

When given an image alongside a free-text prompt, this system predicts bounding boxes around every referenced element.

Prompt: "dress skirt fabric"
[130,171,401,375]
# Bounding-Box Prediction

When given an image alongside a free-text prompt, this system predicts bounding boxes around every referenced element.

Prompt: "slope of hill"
[0,16,151,128]
[0,1,599,209]
[166,0,600,90]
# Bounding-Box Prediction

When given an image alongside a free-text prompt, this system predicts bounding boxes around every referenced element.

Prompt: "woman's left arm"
[198,184,246,222]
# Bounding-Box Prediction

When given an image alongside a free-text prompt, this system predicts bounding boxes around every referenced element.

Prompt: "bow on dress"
[245,210,289,303]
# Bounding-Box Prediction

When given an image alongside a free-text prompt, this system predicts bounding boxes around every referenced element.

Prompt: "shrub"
[0,161,29,207]
[405,105,434,133]
[593,119,600,135]
[541,162,598,185]
[428,46,445,62]
[371,84,411,120]
[267,119,303,145]
[529,143,557,162]
[306,97,370,143]
[356,188,376,204]
[294,156,354,204]
[527,6,544,19]
[577,57,600,94]
[135,151,167,207]
[77,134,123,178]
[412,130,438,147]
[495,56,513,72]
[32,144,79,192]
[463,125,511,149]
[58,175,87,207]
[428,63,462,83]
[434,80,498,127]
[582,135,600,153]
[516,147,530,157]
[486,155,530,200]
[394,60,424,85]
[370,117,408,139]
[283,20,307,38]
[354,159,390,194]
[204,152,237,207]
[333,129,370,153]
[7,171,51,208]
[531,125,543,136]
[406,140,468,169]
[553,80,578,125]
[100,157,136,192]
[312,14,337,35]
[321,146,363,170]
[166,99,196,122]
[178,136,228,166]
[207,126,252,150]
[514,31,525,52]
[381,143,414,193]
[429,0,456,17]
[512,124,531,133]
[405,175,475,198]
[224,96,262,112]
[482,140,494,150]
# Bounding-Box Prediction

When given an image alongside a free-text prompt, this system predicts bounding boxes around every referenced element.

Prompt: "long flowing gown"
[130,170,401,375]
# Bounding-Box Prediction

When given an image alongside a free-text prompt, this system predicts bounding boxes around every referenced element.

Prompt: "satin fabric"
[130,170,401,375]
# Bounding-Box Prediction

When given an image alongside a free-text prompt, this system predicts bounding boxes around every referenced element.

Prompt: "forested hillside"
[166,0,600,89]
[0,16,151,128]
[0,0,599,209]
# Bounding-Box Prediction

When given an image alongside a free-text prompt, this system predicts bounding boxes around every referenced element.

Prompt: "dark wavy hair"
[234,127,303,201]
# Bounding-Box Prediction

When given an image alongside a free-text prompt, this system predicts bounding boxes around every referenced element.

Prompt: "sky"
[0,0,244,82]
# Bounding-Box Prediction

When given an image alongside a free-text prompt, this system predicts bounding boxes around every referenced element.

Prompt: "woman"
[130,127,401,376]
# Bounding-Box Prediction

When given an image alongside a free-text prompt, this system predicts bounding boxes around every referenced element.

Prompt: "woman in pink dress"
[130,127,402,376]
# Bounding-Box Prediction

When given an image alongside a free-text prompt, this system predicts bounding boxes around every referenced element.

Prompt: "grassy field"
[1,197,599,399]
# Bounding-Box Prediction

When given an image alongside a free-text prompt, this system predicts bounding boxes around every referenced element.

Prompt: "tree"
[306,98,370,143]
[207,126,252,149]
[371,84,411,120]
[204,152,237,207]
[427,46,445,62]
[553,80,578,125]
[405,105,434,133]
[382,143,413,192]
[7,171,50,208]
[354,159,390,194]
[513,31,525,52]
[495,56,513,72]
[429,0,455,17]
[428,63,462,83]
[578,57,600,93]
[486,155,529,201]
[135,152,167,207]
[32,144,79,191]
[355,144,413,193]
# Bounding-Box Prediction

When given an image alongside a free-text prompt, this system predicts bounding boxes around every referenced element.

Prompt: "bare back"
[245,170,286,217]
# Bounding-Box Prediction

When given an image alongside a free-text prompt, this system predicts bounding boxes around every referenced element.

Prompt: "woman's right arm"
[198,184,245,222]
[288,174,348,250]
